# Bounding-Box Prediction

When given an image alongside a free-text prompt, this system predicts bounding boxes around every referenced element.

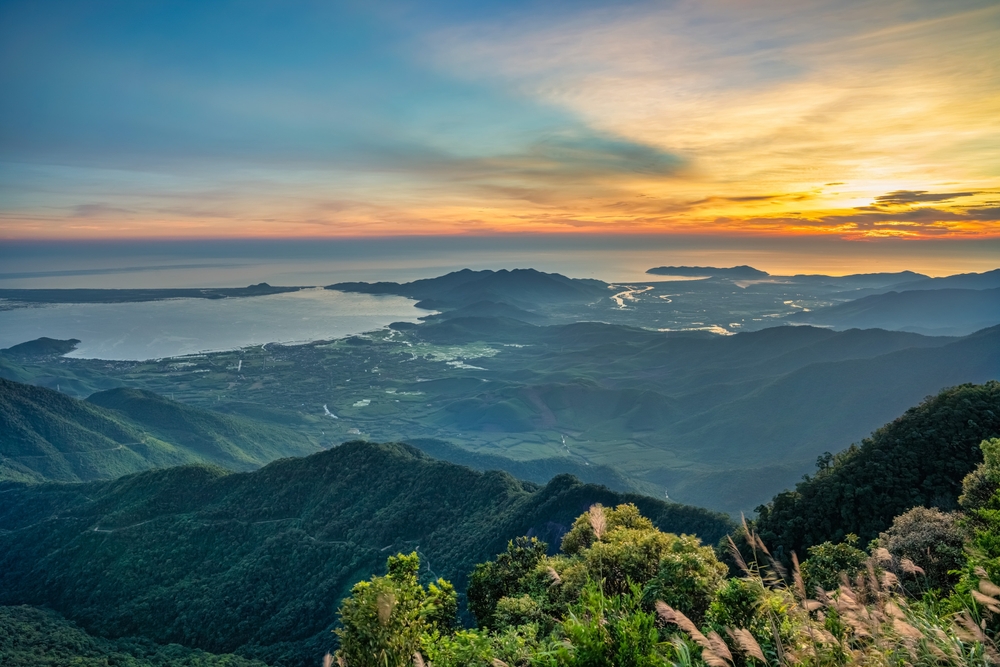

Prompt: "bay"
[0,288,425,360]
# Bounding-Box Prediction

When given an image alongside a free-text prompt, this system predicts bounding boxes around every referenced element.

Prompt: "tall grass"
[660,520,999,666]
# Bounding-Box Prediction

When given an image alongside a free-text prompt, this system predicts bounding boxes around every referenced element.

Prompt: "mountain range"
[5,322,999,513]
[396,319,1000,511]
[0,439,731,667]
[0,378,320,483]
[832,267,1000,298]
[788,286,1000,335]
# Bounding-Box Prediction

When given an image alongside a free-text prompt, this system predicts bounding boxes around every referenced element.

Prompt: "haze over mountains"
[3,265,999,512]
[788,286,1000,335]
[331,266,1000,337]
[835,267,1000,296]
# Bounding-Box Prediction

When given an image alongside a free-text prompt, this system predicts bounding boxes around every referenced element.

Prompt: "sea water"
[0,288,425,360]
[2,236,996,290]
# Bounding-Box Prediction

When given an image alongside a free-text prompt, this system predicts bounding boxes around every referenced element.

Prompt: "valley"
[4,267,1000,513]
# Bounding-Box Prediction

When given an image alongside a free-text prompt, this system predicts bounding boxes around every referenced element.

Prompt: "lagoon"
[0,288,425,361]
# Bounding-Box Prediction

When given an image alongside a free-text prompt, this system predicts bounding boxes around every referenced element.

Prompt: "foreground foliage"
[335,445,1000,667]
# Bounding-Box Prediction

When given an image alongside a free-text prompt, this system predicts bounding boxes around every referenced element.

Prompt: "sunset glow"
[1,0,998,244]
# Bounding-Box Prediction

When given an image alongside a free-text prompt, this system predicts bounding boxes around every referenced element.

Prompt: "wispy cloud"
[0,0,998,240]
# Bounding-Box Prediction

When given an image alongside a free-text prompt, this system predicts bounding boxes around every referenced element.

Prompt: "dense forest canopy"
[0,605,268,667]
[755,381,1000,559]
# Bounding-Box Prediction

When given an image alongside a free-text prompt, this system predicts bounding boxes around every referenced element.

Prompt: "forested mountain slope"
[0,441,732,667]
[0,605,267,667]
[0,378,319,482]
[754,381,1000,559]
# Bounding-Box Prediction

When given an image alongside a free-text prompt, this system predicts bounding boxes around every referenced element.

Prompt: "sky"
[1,0,998,251]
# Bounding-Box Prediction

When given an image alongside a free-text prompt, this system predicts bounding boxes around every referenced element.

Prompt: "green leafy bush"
[799,536,868,595]
[876,506,966,592]
[336,553,457,667]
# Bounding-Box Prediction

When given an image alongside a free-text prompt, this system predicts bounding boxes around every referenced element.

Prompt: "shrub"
[799,536,868,595]
[876,506,966,592]
[335,552,457,667]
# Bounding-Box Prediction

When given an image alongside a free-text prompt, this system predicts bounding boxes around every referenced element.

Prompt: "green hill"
[754,381,1000,560]
[0,440,732,666]
[0,378,320,482]
[0,605,267,667]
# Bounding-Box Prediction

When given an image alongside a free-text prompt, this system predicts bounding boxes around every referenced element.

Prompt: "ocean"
[1,235,996,360]
[2,235,997,290]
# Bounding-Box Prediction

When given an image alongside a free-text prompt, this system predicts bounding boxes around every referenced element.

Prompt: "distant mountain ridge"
[881,268,1000,292]
[0,379,320,483]
[328,268,608,311]
[646,265,768,278]
[827,268,1000,299]
[789,286,1000,335]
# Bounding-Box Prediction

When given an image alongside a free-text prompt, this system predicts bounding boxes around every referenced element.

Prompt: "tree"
[876,507,965,593]
[335,552,456,667]
[466,537,547,630]
[469,503,726,630]
[799,536,868,595]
